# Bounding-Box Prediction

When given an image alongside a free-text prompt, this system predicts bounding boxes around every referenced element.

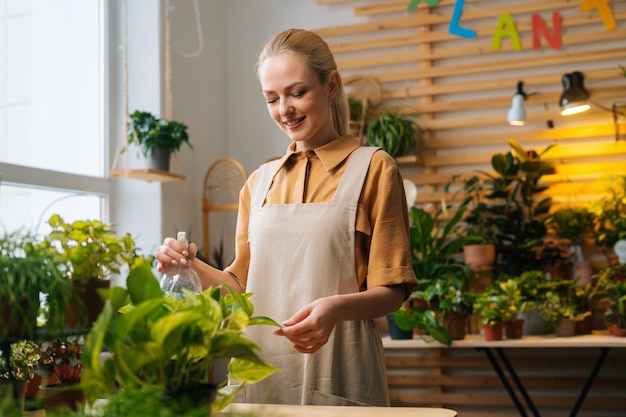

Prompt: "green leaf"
[127,261,162,304]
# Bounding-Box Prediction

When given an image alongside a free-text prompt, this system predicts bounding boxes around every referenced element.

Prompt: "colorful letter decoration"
[449,0,476,39]
[532,12,562,50]
[580,0,616,31]
[407,0,441,12]
[491,13,521,51]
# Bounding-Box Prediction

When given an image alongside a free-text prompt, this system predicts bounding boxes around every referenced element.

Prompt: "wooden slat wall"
[316,1,626,414]
[314,0,626,205]
[385,345,626,417]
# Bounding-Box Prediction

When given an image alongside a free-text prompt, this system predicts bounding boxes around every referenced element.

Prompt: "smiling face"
[259,52,339,151]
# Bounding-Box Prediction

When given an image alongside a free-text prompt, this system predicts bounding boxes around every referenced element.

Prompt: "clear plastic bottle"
[160,231,202,299]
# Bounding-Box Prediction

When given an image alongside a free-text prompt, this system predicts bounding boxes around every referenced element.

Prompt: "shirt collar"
[281,136,361,172]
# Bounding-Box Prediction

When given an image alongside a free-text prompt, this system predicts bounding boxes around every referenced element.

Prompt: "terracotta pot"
[607,324,626,337]
[444,312,468,341]
[40,383,85,413]
[504,319,525,339]
[463,244,495,271]
[482,322,504,341]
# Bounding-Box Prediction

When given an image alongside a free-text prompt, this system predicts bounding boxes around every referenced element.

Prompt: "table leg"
[569,347,610,417]
[479,347,534,417]
[496,348,541,417]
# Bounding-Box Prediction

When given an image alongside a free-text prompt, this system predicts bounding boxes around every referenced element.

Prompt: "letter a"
[532,12,562,50]
[449,0,476,39]
[491,13,522,51]
[580,0,616,31]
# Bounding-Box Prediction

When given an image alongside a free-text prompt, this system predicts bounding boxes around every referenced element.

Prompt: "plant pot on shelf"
[482,322,504,341]
[555,318,576,337]
[575,314,593,335]
[146,148,171,172]
[519,306,548,336]
[40,383,85,413]
[444,312,468,341]
[386,315,413,340]
[607,324,626,337]
[463,244,495,271]
[67,279,111,327]
[504,319,525,339]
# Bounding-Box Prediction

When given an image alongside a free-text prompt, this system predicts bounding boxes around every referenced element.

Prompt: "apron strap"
[250,159,282,212]
[332,146,379,206]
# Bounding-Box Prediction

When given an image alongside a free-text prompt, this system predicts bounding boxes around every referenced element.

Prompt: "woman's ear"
[328,70,339,100]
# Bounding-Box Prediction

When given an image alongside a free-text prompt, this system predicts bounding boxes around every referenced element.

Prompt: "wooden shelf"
[109,169,185,183]
[395,154,422,166]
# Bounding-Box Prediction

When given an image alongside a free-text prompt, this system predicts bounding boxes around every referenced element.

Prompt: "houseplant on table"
[80,260,281,415]
[473,286,514,341]
[35,336,86,413]
[126,110,192,172]
[591,175,626,261]
[456,175,497,271]
[546,205,596,285]
[482,139,556,276]
[539,279,591,337]
[389,204,481,343]
[595,263,626,336]
[41,214,144,327]
[0,340,39,411]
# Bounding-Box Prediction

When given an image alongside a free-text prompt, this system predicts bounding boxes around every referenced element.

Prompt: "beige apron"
[233,146,389,406]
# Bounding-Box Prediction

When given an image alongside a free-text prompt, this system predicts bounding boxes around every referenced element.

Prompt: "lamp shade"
[559,71,590,116]
[507,94,526,126]
[507,81,527,126]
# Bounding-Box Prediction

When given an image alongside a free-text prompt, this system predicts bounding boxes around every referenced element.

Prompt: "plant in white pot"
[125,110,193,172]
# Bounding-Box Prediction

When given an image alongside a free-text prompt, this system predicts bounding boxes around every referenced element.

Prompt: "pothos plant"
[80,261,281,414]
[0,340,39,383]
[41,214,142,285]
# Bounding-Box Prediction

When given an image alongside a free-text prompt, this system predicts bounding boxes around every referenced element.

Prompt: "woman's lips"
[284,116,305,129]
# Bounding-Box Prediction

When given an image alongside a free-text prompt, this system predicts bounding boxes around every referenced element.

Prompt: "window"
[0,0,107,234]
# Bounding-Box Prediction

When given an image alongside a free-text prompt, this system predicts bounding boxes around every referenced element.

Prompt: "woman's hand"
[274,296,341,354]
[155,237,199,273]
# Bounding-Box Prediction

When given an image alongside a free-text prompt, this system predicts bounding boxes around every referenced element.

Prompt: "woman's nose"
[279,99,294,116]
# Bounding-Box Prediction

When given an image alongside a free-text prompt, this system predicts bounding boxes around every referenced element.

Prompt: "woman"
[156,28,417,406]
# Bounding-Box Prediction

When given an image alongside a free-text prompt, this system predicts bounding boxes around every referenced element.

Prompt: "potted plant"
[481,139,556,276]
[473,286,514,341]
[126,110,193,172]
[0,231,76,338]
[80,260,281,414]
[35,336,86,413]
[546,206,596,285]
[432,274,475,340]
[0,340,39,412]
[41,214,144,327]
[595,263,626,336]
[390,302,452,346]
[539,279,591,337]
[389,204,481,342]
[496,278,536,339]
[366,109,419,158]
[457,175,497,271]
[591,175,626,261]
[537,239,574,280]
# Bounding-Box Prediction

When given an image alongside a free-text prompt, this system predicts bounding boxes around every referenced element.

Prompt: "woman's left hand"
[274,296,340,354]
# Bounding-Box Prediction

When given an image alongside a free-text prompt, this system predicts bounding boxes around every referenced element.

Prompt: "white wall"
[156,0,365,262]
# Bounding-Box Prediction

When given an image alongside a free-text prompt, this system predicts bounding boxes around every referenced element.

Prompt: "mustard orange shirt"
[225,135,417,296]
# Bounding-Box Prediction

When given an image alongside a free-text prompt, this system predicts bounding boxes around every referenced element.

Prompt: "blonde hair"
[257,28,349,136]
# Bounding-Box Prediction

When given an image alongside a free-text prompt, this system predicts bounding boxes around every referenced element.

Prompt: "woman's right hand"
[155,237,199,273]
